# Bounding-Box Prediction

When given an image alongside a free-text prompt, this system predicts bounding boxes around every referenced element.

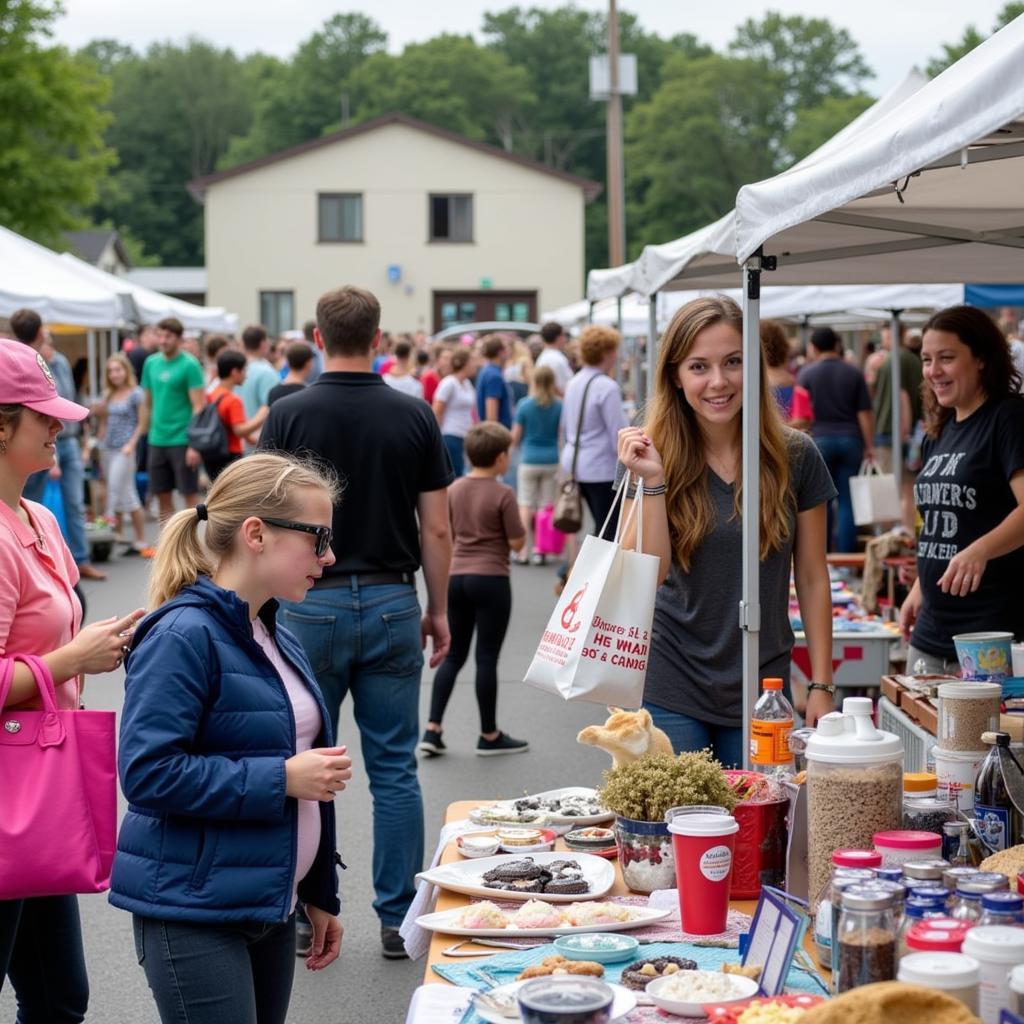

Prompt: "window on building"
[318,193,363,242]
[429,194,473,243]
[259,291,294,336]
[440,301,477,329]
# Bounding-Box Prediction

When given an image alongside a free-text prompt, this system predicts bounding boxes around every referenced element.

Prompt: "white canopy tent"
[0,227,127,327]
[58,253,238,335]
[636,15,1024,759]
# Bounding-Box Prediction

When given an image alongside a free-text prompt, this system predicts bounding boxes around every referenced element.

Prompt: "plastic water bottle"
[750,677,795,769]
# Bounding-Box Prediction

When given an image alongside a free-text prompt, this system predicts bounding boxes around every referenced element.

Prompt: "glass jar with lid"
[904,796,957,836]
[830,879,905,988]
[978,891,1024,927]
[836,885,900,993]
[943,866,981,900]
[812,852,879,967]
[897,952,980,1013]
[952,873,1011,922]
[905,918,974,954]
[902,859,950,885]
[805,699,903,918]
[904,771,939,801]
[898,896,954,961]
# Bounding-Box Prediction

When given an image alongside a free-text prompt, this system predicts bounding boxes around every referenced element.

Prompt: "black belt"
[314,571,415,589]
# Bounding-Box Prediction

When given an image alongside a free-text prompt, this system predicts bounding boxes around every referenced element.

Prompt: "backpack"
[186,394,229,458]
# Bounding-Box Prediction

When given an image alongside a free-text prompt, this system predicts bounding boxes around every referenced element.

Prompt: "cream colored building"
[190,113,599,334]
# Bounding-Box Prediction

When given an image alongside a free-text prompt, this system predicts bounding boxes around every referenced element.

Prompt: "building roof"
[64,229,131,268]
[188,112,603,202]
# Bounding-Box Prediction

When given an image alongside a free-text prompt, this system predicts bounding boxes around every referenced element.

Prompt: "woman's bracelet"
[641,482,667,496]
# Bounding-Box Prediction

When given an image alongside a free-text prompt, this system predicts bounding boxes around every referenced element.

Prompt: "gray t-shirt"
[636,430,836,727]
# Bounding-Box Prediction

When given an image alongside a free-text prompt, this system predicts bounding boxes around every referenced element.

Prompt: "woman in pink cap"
[0,338,145,1021]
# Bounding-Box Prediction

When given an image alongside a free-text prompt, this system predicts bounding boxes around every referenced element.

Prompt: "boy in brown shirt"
[419,422,529,756]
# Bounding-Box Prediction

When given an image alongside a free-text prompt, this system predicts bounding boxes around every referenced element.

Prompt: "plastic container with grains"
[805,699,903,913]
[874,830,943,867]
[904,772,939,800]
[903,795,957,835]
[933,746,987,812]
[938,682,1002,752]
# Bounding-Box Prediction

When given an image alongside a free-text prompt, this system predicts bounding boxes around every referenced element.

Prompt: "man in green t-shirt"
[140,317,205,521]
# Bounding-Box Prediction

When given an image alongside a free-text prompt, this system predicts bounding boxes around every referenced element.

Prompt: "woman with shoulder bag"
[0,338,145,1022]
[617,298,837,766]
[110,452,349,1024]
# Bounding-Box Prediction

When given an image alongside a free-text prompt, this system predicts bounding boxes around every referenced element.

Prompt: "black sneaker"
[381,926,408,960]
[476,732,529,756]
[417,729,447,756]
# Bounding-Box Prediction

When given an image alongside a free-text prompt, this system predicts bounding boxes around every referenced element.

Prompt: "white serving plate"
[416,851,615,903]
[415,903,671,938]
[469,787,614,828]
[645,971,759,1017]
[474,980,636,1024]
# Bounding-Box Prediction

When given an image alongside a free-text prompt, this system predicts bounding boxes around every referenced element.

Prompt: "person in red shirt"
[419,345,450,405]
[204,350,262,480]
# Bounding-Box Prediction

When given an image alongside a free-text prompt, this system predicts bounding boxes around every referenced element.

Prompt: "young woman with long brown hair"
[617,297,837,765]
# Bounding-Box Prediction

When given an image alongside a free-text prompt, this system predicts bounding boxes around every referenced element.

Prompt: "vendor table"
[422,801,824,984]
[792,628,899,690]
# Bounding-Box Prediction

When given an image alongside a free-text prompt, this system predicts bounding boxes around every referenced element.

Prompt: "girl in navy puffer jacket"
[110,453,348,1024]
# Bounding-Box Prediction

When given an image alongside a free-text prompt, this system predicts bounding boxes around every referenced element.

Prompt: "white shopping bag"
[524,475,660,708]
[850,459,901,526]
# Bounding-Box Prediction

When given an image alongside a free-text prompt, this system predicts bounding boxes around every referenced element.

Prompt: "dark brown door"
[433,291,537,333]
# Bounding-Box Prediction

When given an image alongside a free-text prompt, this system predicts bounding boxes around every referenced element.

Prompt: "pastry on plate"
[517,955,604,980]
[454,901,508,929]
[510,900,567,930]
[620,955,698,991]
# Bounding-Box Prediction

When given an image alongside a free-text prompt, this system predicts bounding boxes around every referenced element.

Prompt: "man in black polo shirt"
[261,285,453,959]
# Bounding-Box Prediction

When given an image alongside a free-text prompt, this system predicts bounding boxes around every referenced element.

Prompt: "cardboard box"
[900,691,938,736]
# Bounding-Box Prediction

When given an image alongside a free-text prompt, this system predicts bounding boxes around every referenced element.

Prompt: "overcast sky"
[54,1,1013,95]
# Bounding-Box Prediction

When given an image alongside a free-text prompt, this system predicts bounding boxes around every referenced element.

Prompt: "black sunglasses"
[260,517,333,557]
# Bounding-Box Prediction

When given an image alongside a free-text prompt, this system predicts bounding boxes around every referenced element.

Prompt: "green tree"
[625,53,785,257]
[220,13,385,166]
[346,34,535,149]
[88,38,259,265]
[784,92,874,163]
[729,12,873,124]
[926,3,1024,76]
[0,1,114,246]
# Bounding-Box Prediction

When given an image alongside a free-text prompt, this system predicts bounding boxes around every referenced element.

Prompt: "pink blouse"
[0,498,82,709]
[252,616,323,911]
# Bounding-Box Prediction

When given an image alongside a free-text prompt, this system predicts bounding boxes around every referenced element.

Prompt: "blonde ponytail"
[147,452,340,608]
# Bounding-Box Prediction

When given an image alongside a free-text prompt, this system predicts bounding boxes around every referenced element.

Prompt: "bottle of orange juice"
[750,677,794,767]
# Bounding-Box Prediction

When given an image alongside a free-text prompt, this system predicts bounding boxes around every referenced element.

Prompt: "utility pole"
[606,0,625,267]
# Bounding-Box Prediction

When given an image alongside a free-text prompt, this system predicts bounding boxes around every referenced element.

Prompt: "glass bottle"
[898,896,952,961]
[831,879,905,989]
[978,892,1024,927]
[951,874,1010,922]
[974,732,1024,853]
[944,820,980,866]
[813,859,877,967]
[750,677,794,769]
[836,886,899,994]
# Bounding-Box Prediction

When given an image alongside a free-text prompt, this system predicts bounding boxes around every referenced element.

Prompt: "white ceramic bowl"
[456,832,501,858]
[645,970,759,1017]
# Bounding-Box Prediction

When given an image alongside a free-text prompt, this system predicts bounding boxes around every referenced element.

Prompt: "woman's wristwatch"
[807,682,836,697]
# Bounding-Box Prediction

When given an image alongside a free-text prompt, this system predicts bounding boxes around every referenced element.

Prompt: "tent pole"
[889,310,903,500]
[87,330,98,400]
[646,293,659,409]
[615,295,624,390]
[588,300,595,326]
[741,257,763,770]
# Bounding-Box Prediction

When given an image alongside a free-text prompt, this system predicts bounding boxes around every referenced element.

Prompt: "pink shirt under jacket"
[0,498,82,709]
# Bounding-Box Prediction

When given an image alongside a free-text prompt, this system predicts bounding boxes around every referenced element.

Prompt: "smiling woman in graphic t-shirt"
[900,306,1024,673]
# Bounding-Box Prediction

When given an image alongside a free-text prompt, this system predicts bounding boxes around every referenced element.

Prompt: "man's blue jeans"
[278,580,425,926]
[23,437,89,565]
[812,434,863,553]
[644,702,744,768]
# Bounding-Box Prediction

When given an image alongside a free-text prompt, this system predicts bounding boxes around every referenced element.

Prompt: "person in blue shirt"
[512,365,563,563]
[476,335,513,428]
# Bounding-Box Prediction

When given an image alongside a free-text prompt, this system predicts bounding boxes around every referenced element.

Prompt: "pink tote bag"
[534,504,567,556]
[0,654,117,898]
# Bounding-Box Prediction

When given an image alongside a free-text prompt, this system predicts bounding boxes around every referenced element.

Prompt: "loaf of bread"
[800,982,980,1024]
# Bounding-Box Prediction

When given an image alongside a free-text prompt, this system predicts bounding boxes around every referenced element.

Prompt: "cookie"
[620,956,698,991]
[542,877,590,895]
[484,877,545,894]
[517,956,604,981]
[482,859,544,883]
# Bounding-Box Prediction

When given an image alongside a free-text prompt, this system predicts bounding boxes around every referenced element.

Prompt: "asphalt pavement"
[2,538,613,1023]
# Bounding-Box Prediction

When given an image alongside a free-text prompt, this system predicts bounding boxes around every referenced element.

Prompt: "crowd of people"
[1,286,1023,1023]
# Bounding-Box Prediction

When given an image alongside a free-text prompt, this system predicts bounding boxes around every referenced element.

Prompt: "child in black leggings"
[419,423,529,756]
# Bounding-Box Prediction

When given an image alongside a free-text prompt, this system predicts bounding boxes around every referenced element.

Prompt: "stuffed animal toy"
[577,707,673,768]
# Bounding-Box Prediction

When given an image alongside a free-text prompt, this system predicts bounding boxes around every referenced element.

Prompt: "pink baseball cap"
[0,340,89,421]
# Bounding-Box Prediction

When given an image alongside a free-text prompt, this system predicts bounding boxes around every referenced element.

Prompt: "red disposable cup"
[666,805,739,935]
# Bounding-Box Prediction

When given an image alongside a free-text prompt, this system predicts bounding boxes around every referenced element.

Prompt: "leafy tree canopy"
[926,3,1024,76]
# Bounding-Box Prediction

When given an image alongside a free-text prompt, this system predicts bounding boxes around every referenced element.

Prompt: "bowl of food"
[497,828,557,852]
[646,970,759,1017]
[553,933,639,964]
[456,832,501,858]
[564,827,617,853]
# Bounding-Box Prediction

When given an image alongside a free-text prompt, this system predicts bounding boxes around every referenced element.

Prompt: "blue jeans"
[132,914,295,1024]
[443,434,464,477]
[0,895,89,1023]
[644,702,744,768]
[23,437,89,564]
[278,580,425,926]
[812,434,863,553]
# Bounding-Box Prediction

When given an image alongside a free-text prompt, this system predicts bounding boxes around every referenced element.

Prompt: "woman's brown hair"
[103,352,138,399]
[921,305,1024,438]
[644,296,793,572]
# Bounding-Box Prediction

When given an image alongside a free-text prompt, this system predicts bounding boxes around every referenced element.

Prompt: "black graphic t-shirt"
[912,396,1024,658]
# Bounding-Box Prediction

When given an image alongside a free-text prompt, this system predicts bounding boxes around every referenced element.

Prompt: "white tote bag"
[524,475,661,708]
[849,459,901,526]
